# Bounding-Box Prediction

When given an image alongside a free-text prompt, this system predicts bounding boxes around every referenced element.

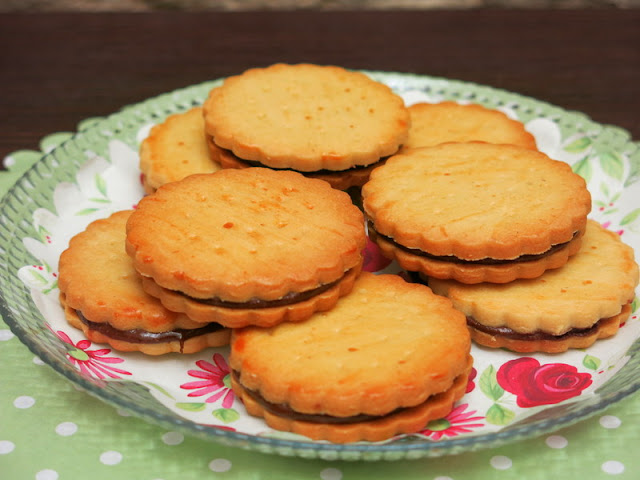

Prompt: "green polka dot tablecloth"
[2,74,640,480]
[2,320,639,480]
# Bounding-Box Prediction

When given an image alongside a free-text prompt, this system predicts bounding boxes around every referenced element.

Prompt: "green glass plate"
[1,71,639,461]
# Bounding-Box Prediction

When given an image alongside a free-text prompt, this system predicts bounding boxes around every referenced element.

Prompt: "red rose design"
[466,367,477,393]
[362,238,392,272]
[496,357,592,408]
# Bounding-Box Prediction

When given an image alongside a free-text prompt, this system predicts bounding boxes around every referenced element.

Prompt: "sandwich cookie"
[139,107,221,194]
[230,272,473,443]
[401,101,537,151]
[202,63,410,190]
[126,168,367,328]
[362,142,591,284]
[58,210,230,355]
[429,220,639,353]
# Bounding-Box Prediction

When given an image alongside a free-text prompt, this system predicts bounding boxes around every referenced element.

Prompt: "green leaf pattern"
[564,136,592,153]
[565,134,630,189]
[583,354,602,371]
[571,156,593,184]
[212,408,240,424]
[479,365,504,402]
[621,208,640,227]
[597,148,625,181]
[485,404,516,426]
[175,402,206,412]
[479,365,516,426]
[564,133,639,234]
[74,173,112,216]
[24,262,58,294]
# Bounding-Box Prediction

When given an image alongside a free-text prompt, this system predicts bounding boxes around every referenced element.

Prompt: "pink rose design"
[496,357,592,408]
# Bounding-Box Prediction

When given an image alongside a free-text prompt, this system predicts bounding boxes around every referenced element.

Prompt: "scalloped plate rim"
[1,70,639,460]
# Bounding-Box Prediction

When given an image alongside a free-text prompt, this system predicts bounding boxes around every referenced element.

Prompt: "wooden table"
[0,9,639,160]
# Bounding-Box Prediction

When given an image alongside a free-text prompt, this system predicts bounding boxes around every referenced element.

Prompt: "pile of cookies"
[58,63,638,444]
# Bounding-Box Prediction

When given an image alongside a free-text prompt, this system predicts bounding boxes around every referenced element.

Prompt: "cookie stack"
[363,141,639,353]
[202,63,410,190]
[58,63,638,444]
[140,63,410,193]
[125,167,474,443]
[58,210,231,355]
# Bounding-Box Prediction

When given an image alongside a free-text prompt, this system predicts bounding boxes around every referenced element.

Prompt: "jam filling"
[369,223,577,265]
[214,139,386,175]
[76,311,224,345]
[467,315,600,341]
[183,270,350,309]
[232,370,407,424]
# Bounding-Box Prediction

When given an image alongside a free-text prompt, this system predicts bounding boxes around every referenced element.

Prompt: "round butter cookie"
[140,107,221,194]
[126,168,367,328]
[202,63,410,189]
[58,210,230,355]
[230,272,473,443]
[362,142,591,284]
[401,101,537,151]
[429,220,639,353]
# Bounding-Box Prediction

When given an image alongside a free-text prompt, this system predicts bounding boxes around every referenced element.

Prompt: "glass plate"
[1,71,639,461]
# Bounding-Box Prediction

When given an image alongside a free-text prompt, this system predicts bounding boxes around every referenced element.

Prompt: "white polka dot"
[209,458,232,473]
[100,450,123,465]
[13,396,35,409]
[320,467,343,480]
[490,455,512,470]
[161,431,184,446]
[545,435,568,449]
[600,415,622,429]
[0,440,15,454]
[33,356,45,365]
[35,469,58,480]
[602,460,625,475]
[0,329,14,341]
[55,422,78,436]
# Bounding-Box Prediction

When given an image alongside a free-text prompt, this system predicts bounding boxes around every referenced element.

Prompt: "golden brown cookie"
[58,210,230,355]
[362,142,591,283]
[230,272,473,443]
[402,102,537,152]
[429,220,639,353]
[125,168,367,328]
[202,63,409,189]
[139,107,221,194]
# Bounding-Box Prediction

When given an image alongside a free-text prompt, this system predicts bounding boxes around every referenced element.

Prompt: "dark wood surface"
[1,9,639,162]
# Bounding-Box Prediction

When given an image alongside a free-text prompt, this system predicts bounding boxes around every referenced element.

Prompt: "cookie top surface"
[429,220,639,335]
[125,168,367,301]
[230,272,471,417]
[362,142,591,260]
[58,210,200,332]
[202,63,410,172]
[140,107,221,192]
[402,102,537,151]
